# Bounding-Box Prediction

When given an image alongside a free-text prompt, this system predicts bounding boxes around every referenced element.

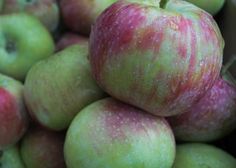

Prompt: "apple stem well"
[160,0,169,8]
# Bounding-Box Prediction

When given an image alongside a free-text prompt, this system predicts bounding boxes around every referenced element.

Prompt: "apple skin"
[167,74,236,142]
[172,143,236,168]
[0,144,25,168]
[20,127,66,168]
[56,33,88,51]
[64,97,176,168]
[1,0,60,32]
[24,44,105,131]
[89,0,224,117]
[0,73,28,150]
[60,0,117,36]
[185,0,225,15]
[0,13,55,81]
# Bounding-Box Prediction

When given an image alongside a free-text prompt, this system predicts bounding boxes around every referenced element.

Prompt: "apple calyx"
[5,39,16,54]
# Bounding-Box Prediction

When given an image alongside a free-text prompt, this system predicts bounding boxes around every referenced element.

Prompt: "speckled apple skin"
[56,33,88,51]
[24,45,105,130]
[172,143,236,168]
[64,98,176,168]
[168,76,236,142]
[89,0,224,117]
[2,0,60,32]
[60,0,117,35]
[0,74,28,150]
[20,127,66,168]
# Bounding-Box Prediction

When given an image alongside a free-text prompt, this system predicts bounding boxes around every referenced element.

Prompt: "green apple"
[20,127,66,168]
[1,0,60,32]
[184,0,225,15]
[64,98,176,168]
[0,145,25,168]
[0,73,28,150]
[172,143,236,168]
[24,44,105,131]
[0,13,55,81]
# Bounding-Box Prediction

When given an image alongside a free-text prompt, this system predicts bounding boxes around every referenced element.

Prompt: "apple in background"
[89,0,224,117]
[0,144,25,168]
[64,98,176,168]
[184,0,225,15]
[24,44,105,131]
[0,73,28,150]
[0,13,55,81]
[1,0,60,32]
[20,127,66,168]
[172,143,236,168]
[167,72,236,142]
[56,33,88,51]
[60,0,117,36]
[0,0,3,12]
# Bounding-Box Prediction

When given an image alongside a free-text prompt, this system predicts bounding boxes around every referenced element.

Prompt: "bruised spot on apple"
[0,74,28,150]
[0,13,55,81]
[1,0,60,32]
[20,127,66,168]
[64,98,176,168]
[89,0,224,117]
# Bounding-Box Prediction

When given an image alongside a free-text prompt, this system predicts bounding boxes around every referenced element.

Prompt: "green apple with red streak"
[1,0,60,32]
[20,127,66,168]
[60,0,117,35]
[0,73,28,150]
[172,143,236,168]
[56,33,88,51]
[184,0,225,15]
[64,98,176,168]
[89,0,224,117]
[168,72,236,142]
[0,144,25,168]
[0,13,55,81]
[24,44,105,131]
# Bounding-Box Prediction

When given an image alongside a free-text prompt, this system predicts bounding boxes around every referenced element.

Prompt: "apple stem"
[221,55,236,75]
[160,0,169,9]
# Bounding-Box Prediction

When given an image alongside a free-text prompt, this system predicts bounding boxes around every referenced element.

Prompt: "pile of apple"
[0,0,236,168]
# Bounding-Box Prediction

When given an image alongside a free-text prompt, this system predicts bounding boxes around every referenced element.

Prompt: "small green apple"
[24,44,105,130]
[0,145,25,168]
[185,0,225,15]
[172,143,236,168]
[0,13,55,81]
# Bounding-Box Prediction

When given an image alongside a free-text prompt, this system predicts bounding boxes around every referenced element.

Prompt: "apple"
[24,44,105,131]
[1,0,60,32]
[20,126,66,168]
[172,143,236,168]
[0,73,28,150]
[64,97,176,168]
[167,72,236,142]
[184,0,225,15]
[89,0,224,117]
[0,13,55,81]
[56,33,88,51]
[0,144,25,168]
[60,0,117,35]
